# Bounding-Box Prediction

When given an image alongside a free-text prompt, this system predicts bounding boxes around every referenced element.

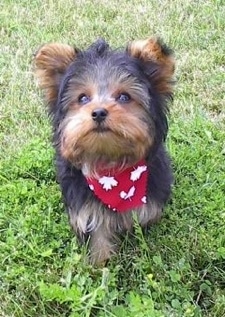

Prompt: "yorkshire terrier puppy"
[34,36,175,265]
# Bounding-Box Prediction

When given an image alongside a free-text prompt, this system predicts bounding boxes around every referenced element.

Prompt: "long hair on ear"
[127,37,175,148]
[34,43,77,107]
[127,37,175,97]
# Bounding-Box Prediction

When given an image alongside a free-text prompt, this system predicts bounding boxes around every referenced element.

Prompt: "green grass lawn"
[0,0,225,316]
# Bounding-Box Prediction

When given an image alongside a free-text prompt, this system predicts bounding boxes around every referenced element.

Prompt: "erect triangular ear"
[127,37,175,95]
[34,43,77,106]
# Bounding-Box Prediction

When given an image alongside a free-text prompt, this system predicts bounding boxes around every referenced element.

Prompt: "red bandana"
[85,160,148,213]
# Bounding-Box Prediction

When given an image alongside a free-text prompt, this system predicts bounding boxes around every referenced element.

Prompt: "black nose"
[92,108,108,123]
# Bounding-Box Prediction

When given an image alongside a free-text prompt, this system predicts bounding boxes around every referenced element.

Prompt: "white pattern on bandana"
[120,186,136,200]
[130,165,147,181]
[98,176,118,191]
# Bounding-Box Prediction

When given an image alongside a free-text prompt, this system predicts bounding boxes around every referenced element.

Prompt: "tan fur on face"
[127,37,175,95]
[58,69,154,173]
[60,100,153,173]
[34,43,76,104]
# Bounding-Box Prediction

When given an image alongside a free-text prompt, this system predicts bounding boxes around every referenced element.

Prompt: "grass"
[0,0,224,316]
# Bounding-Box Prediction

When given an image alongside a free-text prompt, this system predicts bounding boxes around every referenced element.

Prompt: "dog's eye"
[116,93,131,104]
[78,94,91,105]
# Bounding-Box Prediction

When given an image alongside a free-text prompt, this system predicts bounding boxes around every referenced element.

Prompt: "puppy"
[34,37,175,265]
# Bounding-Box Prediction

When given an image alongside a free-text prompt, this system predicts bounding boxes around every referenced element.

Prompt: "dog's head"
[34,37,174,175]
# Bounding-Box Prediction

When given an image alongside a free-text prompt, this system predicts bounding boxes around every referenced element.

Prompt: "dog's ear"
[127,37,175,95]
[34,43,77,106]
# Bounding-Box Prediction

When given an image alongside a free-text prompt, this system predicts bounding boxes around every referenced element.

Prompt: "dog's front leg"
[68,202,118,265]
[89,225,117,265]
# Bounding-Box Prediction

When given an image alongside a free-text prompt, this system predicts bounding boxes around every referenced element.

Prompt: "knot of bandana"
[85,160,148,213]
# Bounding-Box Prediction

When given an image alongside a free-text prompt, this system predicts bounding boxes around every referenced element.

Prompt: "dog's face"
[34,38,174,175]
